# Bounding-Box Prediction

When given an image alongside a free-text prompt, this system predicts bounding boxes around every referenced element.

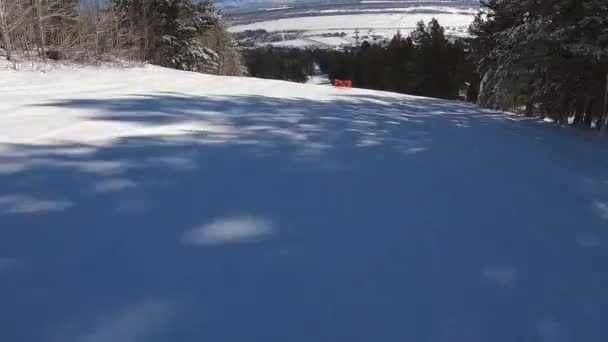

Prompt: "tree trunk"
[573,98,584,126]
[30,0,45,59]
[600,72,608,131]
[582,97,593,128]
[477,70,490,108]
[582,98,593,128]
[524,95,534,117]
[0,0,12,61]
[142,0,149,60]
[604,72,608,126]
[112,8,121,59]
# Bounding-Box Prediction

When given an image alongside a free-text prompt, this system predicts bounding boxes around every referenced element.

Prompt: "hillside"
[1,66,607,341]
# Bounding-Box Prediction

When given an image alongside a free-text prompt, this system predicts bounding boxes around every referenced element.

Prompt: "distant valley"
[221,0,480,48]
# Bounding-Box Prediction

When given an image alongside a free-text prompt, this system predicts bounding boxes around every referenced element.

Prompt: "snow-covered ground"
[261,5,478,16]
[229,12,473,32]
[306,64,332,85]
[267,35,353,48]
[1,66,608,342]
[229,12,474,46]
[227,1,477,47]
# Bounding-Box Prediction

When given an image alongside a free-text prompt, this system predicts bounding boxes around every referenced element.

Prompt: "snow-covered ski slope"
[1,66,608,342]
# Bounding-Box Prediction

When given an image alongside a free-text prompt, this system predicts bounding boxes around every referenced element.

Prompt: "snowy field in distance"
[228,12,474,32]
[226,1,478,47]
[267,5,478,16]
[230,12,473,48]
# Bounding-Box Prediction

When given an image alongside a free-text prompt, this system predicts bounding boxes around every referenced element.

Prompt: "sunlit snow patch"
[576,233,600,249]
[481,266,518,288]
[0,195,71,214]
[591,201,608,221]
[94,178,137,193]
[56,299,175,342]
[182,216,275,245]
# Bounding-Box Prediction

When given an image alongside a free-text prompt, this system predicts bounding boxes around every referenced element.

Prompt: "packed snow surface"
[1,65,608,342]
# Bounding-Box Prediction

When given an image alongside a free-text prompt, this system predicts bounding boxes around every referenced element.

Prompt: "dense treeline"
[0,0,244,75]
[318,19,476,100]
[243,19,477,101]
[471,0,608,127]
[244,47,315,82]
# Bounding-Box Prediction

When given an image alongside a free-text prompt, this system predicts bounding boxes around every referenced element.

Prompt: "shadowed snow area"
[1,66,608,341]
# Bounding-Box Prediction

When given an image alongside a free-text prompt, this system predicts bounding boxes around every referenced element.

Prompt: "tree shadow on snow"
[1,92,608,342]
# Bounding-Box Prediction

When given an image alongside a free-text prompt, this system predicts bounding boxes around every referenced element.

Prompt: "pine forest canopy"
[0,0,244,75]
[469,0,608,127]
